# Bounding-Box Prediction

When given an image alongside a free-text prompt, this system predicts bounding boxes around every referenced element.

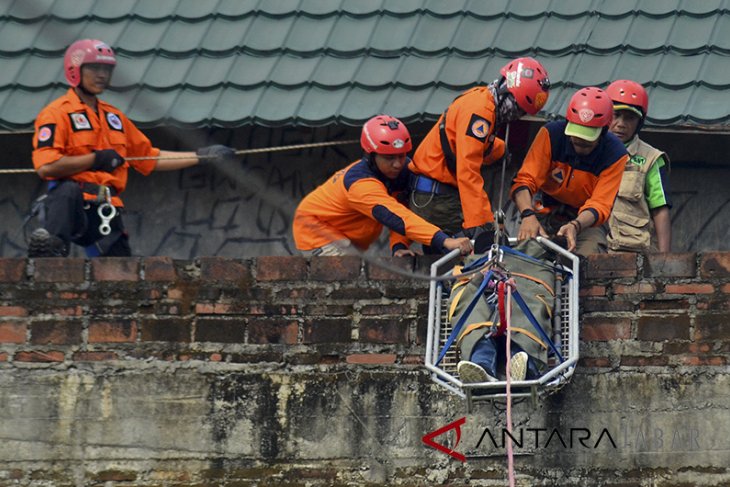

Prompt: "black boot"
[27,228,69,257]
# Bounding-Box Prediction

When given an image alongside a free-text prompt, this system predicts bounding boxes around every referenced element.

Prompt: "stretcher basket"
[424,236,580,411]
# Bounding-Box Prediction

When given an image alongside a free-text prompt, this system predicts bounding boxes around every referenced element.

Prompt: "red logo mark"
[421,416,467,462]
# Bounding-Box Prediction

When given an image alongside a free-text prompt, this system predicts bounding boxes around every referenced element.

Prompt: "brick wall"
[0,252,728,486]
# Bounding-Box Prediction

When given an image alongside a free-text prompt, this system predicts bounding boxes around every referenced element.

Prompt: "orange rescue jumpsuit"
[33,88,159,207]
[293,158,450,253]
[409,86,505,229]
[511,120,628,226]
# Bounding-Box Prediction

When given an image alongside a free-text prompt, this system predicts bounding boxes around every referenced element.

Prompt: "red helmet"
[566,87,614,127]
[564,87,613,142]
[606,79,648,118]
[360,115,412,155]
[64,39,116,87]
[500,57,550,115]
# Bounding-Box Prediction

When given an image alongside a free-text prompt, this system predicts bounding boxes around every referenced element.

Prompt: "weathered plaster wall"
[0,252,728,486]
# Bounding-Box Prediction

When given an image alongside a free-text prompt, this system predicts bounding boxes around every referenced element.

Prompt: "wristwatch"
[520,208,536,219]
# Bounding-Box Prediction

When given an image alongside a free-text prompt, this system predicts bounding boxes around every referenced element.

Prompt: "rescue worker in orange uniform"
[408,57,551,247]
[605,80,672,253]
[512,87,629,255]
[293,115,473,257]
[29,39,235,257]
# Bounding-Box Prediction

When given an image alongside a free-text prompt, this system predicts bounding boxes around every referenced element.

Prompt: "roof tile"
[258,0,310,17]
[423,0,470,17]
[1,3,729,129]
[311,56,362,87]
[214,86,264,125]
[159,19,215,55]
[534,16,593,54]
[242,16,297,54]
[451,16,500,54]
[0,20,51,55]
[297,86,347,125]
[228,55,277,86]
[253,86,307,125]
[369,15,421,54]
[144,57,196,89]
[89,0,140,20]
[462,0,512,19]
[624,15,675,52]
[382,87,435,120]
[339,0,383,16]
[326,15,377,55]
[169,88,221,125]
[338,87,390,123]
[131,0,184,20]
[409,14,461,54]
[354,57,402,88]
[50,0,98,20]
[187,56,235,88]
[199,17,253,53]
[216,0,260,18]
[5,0,54,21]
[116,19,169,55]
[270,56,321,87]
[282,16,337,53]
[708,14,730,51]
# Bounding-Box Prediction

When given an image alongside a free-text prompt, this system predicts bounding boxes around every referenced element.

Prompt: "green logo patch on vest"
[630,155,647,166]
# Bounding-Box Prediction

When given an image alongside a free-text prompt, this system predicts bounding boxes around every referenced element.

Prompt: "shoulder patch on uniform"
[465,114,490,142]
[37,124,56,148]
[106,112,124,132]
[68,112,92,132]
[551,167,564,183]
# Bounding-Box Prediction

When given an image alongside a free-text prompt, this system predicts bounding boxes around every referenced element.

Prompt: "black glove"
[196,145,236,164]
[91,149,125,172]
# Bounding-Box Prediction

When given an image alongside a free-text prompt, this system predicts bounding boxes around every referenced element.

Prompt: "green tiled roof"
[2,0,730,130]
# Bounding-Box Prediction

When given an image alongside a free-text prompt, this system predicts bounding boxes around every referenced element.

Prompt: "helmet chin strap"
[490,79,522,125]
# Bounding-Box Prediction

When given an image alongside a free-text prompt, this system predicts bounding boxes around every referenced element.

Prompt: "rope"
[504,279,516,487]
[493,124,511,244]
[0,138,360,174]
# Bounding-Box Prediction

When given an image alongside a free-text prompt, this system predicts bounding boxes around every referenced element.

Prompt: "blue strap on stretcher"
[437,244,569,366]
[435,270,493,366]
[511,289,565,363]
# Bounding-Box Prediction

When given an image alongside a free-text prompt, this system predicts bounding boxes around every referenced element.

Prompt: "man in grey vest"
[605,80,672,253]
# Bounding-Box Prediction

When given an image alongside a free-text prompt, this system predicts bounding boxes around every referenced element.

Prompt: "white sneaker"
[509,352,528,381]
[457,360,497,383]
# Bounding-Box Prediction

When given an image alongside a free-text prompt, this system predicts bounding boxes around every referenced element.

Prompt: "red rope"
[504,278,517,487]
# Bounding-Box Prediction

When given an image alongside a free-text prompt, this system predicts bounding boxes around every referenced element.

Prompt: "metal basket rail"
[424,237,580,410]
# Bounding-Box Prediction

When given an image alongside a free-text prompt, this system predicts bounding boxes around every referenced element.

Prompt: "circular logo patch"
[392,139,404,149]
[106,113,123,130]
[471,119,488,138]
[578,108,595,123]
[38,126,52,142]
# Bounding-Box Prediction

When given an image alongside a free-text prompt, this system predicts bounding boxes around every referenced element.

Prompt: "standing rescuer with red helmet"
[511,87,629,254]
[29,39,236,257]
[605,80,672,253]
[292,115,473,257]
[408,57,551,249]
